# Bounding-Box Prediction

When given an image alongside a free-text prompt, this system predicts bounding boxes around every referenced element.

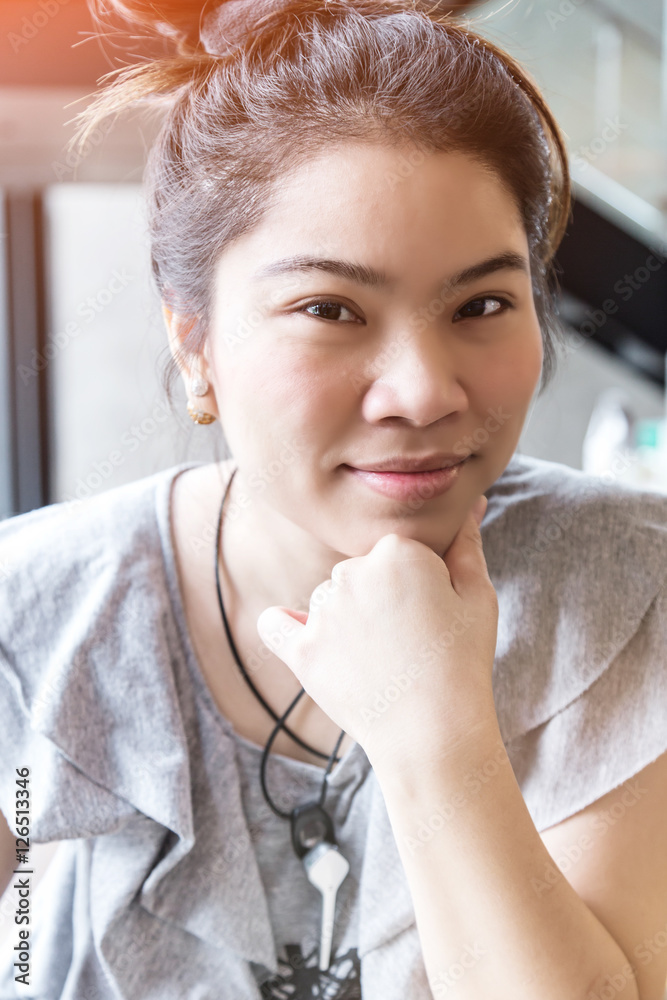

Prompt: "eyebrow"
[251,250,530,293]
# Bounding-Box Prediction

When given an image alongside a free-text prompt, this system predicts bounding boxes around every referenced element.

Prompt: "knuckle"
[331,558,351,583]
[484,582,499,613]
[309,578,335,609]
[372,532,411,553]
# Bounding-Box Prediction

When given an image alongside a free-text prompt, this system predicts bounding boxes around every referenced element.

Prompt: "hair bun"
[200,0,292,55]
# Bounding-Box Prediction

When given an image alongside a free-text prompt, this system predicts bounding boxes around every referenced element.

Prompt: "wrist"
[366,686,500,786]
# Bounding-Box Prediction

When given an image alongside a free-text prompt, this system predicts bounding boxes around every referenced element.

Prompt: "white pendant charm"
[302,841,350,971]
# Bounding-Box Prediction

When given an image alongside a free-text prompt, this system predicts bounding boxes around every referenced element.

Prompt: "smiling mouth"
[343,456,471,500]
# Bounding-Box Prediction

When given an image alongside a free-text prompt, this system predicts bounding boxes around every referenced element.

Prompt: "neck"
[220,463,346,622]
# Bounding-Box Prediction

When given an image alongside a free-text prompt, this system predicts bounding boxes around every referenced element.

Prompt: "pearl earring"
[190,376,209,397]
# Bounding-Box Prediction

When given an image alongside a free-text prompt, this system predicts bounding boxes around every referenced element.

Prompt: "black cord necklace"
[213,466,343,765]
[213,465,351,970]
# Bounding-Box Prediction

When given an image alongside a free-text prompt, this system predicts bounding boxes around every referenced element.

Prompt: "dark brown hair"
[75,0,572,401]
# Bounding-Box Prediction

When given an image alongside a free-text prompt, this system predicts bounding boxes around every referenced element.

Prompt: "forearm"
[369,701,639,1000]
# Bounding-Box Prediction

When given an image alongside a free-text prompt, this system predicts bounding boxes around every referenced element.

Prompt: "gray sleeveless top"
[0,452,665,999]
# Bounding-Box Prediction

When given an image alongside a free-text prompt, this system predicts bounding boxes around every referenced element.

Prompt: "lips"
[344,456,470,501]
[351,453,471,473]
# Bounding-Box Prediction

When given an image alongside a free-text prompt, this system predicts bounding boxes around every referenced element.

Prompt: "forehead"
[272,143,521,223]
[218,144,528,280]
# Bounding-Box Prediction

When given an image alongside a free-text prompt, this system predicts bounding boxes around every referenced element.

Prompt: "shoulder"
[0,460,223,605]
[485,456,667,842]
[486,452,667,740]
[485,448,667,525]
[0,462,207,842]
[0,461,205,715]
[0,462,188,577]
[484,451,667,575]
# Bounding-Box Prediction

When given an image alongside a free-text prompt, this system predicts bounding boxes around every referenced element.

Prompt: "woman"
[1,2,666,998]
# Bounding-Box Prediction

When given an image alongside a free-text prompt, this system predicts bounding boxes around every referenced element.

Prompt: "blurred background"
[0,0,667,965]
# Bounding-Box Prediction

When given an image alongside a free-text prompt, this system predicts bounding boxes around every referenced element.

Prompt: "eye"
[454,296,513,321]
[298,299,361,323]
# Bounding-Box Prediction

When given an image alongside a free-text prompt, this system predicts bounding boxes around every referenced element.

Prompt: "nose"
[358,330,469,427]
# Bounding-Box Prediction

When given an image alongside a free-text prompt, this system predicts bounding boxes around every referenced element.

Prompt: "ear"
[162,303,219,418]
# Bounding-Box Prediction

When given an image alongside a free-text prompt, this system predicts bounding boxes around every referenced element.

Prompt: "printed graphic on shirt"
[260,943,361,998]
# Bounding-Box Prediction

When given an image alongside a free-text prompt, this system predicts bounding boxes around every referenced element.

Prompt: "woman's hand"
[256,495,499,771]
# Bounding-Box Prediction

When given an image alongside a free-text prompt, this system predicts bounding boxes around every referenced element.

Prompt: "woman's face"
[199,144,543,556]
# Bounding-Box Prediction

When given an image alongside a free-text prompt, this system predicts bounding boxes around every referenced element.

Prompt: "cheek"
[219,348,350,440]
[473,325,542,402]
[465,329,542,448]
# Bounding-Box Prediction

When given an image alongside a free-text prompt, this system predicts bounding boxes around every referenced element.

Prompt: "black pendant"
[290,802,335,859]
